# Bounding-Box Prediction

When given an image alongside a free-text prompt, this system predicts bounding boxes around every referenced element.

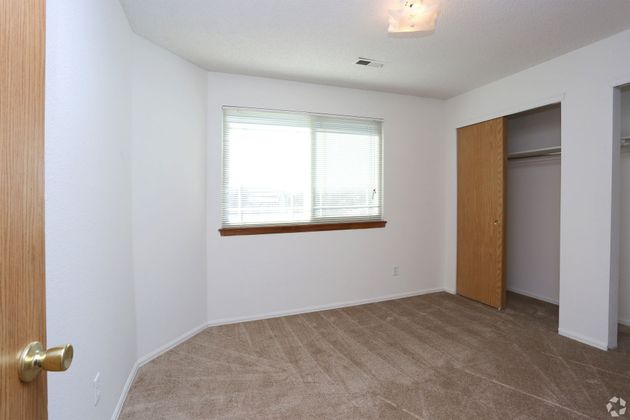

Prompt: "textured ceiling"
[120,0,630,99]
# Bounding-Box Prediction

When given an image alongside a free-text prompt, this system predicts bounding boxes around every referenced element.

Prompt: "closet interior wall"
[506,105,561,304]
[620,87,630,326]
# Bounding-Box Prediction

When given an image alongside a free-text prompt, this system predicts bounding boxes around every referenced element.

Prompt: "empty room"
[3,1,630,419]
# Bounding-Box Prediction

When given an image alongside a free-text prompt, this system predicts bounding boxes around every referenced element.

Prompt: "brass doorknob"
[18,342,74,382]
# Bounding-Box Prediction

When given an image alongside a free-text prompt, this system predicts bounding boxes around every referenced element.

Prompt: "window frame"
[219,106,386,236]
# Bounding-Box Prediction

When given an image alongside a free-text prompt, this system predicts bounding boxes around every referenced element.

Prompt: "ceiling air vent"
[355,57,384,69]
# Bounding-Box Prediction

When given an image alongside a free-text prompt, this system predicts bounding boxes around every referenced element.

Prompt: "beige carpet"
[119,292,630,419]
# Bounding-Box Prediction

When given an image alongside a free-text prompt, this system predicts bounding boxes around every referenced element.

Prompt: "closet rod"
[507,146,561,161]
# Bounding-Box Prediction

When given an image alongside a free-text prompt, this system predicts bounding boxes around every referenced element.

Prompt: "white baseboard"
[111,287,446,419]
[111,322,208,420]
[111,361,139,420]
[558,328,608,351]
[206,287,446,328]
[507,287,559,305]
[619,318,630,327]
[135,323,209,366]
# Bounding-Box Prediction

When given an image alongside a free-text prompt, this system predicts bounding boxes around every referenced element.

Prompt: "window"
[220,107,385,235]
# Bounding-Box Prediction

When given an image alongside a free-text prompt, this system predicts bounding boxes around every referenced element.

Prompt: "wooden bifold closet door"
[457,117,507,309]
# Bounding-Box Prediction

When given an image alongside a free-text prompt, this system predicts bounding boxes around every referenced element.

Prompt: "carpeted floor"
[119,292,630,419]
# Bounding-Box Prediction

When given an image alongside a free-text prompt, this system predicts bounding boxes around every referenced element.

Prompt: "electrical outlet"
[93,372,102,406]
[392,265,400,276]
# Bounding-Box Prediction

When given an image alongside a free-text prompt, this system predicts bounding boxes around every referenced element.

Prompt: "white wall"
[506,107,561,303]
[46,2,448,419]
[620,88,630,325]
[43,6,630,420]
[131,35,208,359]
[45,1,137,419]
[444,29,630,350]
[507,159,561,304]
[206,73,446,324]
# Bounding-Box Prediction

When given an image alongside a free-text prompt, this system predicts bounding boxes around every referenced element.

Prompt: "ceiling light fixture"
[388,0,440,34]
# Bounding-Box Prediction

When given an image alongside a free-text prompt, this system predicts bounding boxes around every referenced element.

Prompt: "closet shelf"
[507,146,561,161]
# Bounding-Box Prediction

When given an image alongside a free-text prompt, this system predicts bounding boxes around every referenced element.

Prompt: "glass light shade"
[388,2,439,33]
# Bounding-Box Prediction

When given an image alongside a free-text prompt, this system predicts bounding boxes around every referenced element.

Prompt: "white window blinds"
[222,107,383,228]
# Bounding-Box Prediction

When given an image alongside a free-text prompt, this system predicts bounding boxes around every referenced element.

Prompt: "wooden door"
[1,0,48,418]
[457,117,507,309]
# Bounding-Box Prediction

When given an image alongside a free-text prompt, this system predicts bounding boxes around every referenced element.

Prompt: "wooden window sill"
[219,221,387,236]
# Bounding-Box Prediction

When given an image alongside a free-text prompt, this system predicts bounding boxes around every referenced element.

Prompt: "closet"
[456,104,561,310]
[505,105,561,305]
[620,86,630,327]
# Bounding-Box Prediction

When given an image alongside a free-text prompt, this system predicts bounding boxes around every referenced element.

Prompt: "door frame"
[453,96,565,312]
[611,77,630,344]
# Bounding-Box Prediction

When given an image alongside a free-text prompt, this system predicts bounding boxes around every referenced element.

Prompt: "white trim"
[111,287,446,419]
[111,362,139,420]
[136,323,208,366]
[619,318,630,327]
[206,288,446,327]
[111,323,208,420]
[558,328,609,351]
[507,288,559,305]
